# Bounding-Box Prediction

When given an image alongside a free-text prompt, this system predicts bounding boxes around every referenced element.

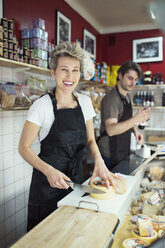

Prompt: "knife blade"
[65,180,105,194]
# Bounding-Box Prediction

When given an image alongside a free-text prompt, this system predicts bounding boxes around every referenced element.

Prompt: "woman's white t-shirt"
[26,93,96,142]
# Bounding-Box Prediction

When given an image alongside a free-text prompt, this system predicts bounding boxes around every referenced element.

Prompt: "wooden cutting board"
[11,204,118,248]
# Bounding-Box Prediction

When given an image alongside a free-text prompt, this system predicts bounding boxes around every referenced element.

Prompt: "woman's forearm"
[19,145,52,176]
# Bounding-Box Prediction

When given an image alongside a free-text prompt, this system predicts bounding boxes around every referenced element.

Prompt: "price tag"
[150,192,161,205]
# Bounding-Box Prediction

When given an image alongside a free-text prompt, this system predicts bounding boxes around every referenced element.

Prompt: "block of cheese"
[132,227,157,244]
[137,214,154,237]
[140,191,155,202]
[90,179,115,199]
[114,176,127,194]
[122,238,150,247]
[142,202,164,216]
[152,215,165,232]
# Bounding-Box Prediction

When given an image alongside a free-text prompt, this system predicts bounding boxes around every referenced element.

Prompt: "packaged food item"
[14,83,22,107]
[152,216,165,232]
[0,25,3,41]
[8,29,13,40]
[3,28,8,40]
[1,82,16,109]
[132,227,157,244]
[32,18,45,30]
[1,18,8,29]
[122,238,150,247]
[0,42,3,57]
[3,48,8,59]
[27,75,47,102]
[0,83,3,107]
[149,167,164,181]
[21,84,31,108]
[137,214,154,237]
[8,19,14,30]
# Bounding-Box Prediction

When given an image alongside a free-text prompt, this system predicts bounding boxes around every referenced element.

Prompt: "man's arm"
[105,107,151,136]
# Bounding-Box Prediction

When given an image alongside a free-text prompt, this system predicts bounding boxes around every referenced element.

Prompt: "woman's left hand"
[89,157,119,190]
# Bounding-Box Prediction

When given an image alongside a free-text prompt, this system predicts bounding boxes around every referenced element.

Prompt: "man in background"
[98,61,150,170]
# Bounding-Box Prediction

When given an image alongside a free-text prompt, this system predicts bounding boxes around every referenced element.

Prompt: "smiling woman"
[18,41,119,232]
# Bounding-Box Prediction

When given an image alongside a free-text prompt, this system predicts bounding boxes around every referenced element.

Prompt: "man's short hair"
[117,60,142,80]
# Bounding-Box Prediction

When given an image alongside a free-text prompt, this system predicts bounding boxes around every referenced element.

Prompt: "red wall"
[3,0,165,77]
[101,29,165,76]
[4,0,101,59]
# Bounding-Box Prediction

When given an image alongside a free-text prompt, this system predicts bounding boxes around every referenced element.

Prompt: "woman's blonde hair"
[49,41,85,72]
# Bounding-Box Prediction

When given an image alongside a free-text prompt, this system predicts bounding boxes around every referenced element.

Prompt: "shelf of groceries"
[0,57,51,76]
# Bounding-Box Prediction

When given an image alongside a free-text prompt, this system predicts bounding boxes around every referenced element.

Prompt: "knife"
[65,180,106,194]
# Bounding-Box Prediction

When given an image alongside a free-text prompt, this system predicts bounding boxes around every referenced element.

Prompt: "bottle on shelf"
[139,91,143,106]
[156,73,160,85]
[138,101,150,130]
[150,91,155,107]
[152,73,156,84]
[162,90,165,106]
[142,91,147,106]
[160,73,164,85]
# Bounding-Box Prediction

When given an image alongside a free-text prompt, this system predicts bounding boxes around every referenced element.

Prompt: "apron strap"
[48,88,80,117]
[48,88,57,117]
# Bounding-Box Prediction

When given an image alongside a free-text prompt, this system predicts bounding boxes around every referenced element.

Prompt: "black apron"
[27,89,87,231]
[101,86,132,167]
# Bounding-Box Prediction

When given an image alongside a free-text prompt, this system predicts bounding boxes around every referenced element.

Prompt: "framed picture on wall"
[83,29,96,59]
[0,0,3,18]
[56,10,71,45]
[133,36,163,63]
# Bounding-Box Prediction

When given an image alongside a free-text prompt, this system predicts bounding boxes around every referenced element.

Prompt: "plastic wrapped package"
[32,18,45,30]
[21,29,30,39]
[14,83,22,107]
[1,82,16,109]
[27,75,47,102]
[21,84,31,108]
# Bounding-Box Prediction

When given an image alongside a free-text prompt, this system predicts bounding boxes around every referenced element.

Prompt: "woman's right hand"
[45,165,71,189]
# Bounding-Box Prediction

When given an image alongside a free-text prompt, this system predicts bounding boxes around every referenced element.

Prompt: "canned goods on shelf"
[8,30,13,40]
[1,18,8,29]
[3,29,8,40]
[23,47,30,57]
[13,41,18,51]
[8,40,13,50]
[3,39,8,49]
[0,25,3,41]
[0,42,3,57]
[23,55,29,64]
[13,51,19,61]
[8,19,14,30]
[3,48,8,59]
[8,50,13,60]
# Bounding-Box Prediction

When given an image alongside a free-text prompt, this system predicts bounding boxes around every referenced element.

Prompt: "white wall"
[0,65,54,248]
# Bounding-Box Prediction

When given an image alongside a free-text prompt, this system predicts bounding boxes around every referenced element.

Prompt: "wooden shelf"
[0,107,29,111]
[0,57,51,76]
[80,79,110,87]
